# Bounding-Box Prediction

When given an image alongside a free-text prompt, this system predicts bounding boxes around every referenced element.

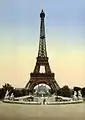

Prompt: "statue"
[73,91,77,101]
[4,90,10,100]
[52,94,56,102]
[10,93,14,101]
[78,90,82,100]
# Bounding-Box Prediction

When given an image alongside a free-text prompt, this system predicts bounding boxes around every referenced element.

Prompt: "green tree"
[58,85,71,97]
[0,88,4,99]
[2,83,14,96]
[73,87,81,97]
[61,86,71,97]
[81,87,85,97]
[21,89,26,96]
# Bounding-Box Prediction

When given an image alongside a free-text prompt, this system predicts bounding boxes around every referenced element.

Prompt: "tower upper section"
[38,9,47,58]
[40,9,45,18]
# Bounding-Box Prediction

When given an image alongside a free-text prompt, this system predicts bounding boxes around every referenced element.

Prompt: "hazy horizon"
[0,0,85,88]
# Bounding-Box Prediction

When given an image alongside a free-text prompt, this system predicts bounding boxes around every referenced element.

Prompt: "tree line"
[0,83,85,100]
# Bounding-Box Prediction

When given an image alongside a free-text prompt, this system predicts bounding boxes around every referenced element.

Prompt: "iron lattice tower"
[25,10,60,93]
[38,9,47,58]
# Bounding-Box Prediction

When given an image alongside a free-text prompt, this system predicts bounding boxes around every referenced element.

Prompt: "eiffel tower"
[25,10,60,93]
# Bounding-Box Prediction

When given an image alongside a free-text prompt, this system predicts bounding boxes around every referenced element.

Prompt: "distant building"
[35,84,50,95]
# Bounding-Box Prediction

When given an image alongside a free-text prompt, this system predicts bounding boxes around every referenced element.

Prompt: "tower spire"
[38,9,47,57]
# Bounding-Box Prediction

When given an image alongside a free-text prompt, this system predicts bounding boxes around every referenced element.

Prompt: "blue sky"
[0,0,85,87]
[0,0,85,46]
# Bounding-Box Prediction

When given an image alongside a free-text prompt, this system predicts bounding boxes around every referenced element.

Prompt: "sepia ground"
[0,101,85,120]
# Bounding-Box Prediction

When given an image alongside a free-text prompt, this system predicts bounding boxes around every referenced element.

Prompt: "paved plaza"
[0,101,85,120]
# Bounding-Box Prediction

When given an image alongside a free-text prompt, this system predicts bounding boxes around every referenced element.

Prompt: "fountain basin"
[3,100,41,105]
[47,100,84,105]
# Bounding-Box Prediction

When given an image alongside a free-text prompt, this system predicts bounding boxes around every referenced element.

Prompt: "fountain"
[41,93,44,105]
[3,89,84,105]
